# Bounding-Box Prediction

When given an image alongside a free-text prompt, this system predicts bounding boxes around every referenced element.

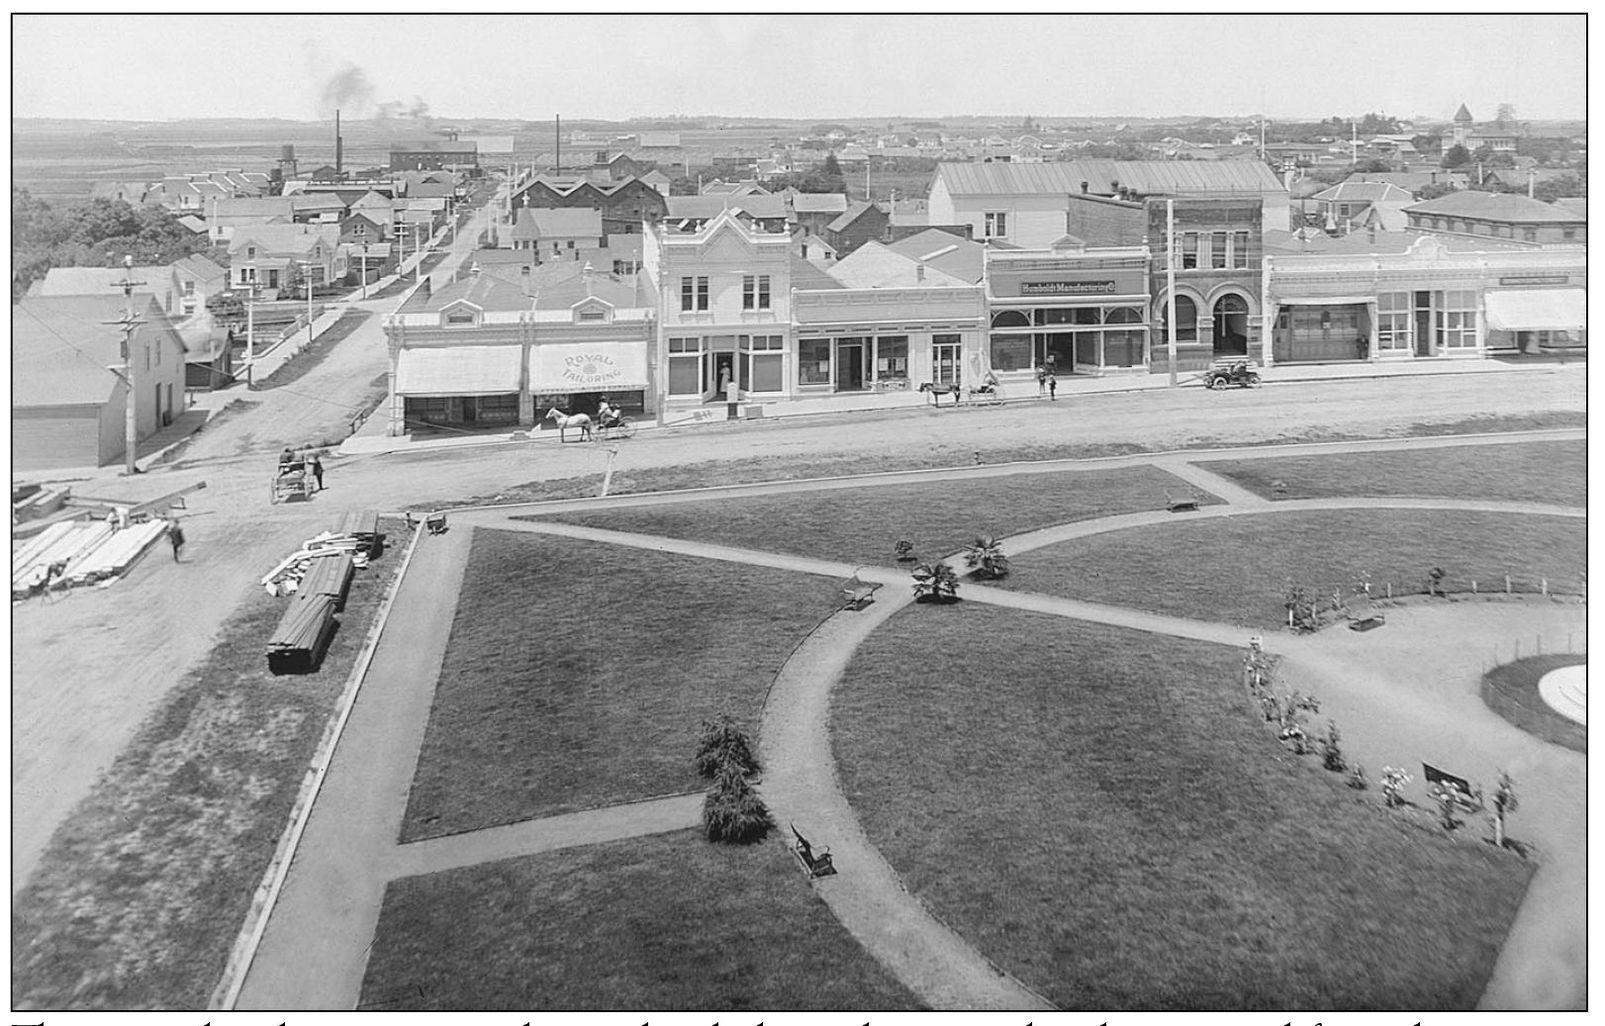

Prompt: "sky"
[11,13,1589,124]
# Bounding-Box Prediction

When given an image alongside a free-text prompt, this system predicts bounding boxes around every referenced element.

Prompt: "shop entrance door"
[707,351,736,402]
[1414,291,1432,356]
[836,342,864,391]
[932,342,961,386]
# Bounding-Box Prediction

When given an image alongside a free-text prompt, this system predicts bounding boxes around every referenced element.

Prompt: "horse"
[545,407,593,442]
[919,381,962,407]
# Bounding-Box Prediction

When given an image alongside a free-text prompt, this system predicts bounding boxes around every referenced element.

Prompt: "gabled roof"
[350,190,393,210]
[31,265,175,297]
[513,207,604,239]
[826,201,884,234]
[229,223,340,256]
[791,192,849,214]
[666,194,788,221]
[1453,103,1474,122]
[1311,182,1415,204]
[1403,190,1583,222]
[825,241,971,289]
[212,196,295,219]
[1551,197,1587,220]
[884,228,986,284]
[935,160,1284,197]
[13,294,174,406]
[177,215,208,234]
[173,253,228,284]
[533,268,644,310]
[426,273,535,313]
[789,254,845,290]
[291,193,349,212]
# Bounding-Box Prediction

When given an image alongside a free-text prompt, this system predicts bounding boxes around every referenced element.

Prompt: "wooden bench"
[1423,762,1483,813]
[791,823,836,878]
[1164,492,1201,513]
[840,572,882,610]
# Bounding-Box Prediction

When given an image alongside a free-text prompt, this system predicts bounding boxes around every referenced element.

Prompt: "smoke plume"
[318,63,375,116]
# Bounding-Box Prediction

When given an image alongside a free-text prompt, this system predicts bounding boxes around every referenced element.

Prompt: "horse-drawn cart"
[271,461,314,504]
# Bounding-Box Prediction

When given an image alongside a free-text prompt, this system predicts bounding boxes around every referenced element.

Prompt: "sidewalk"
[337,355,1582,460]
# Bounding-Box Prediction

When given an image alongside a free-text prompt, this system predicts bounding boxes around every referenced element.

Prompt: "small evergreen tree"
[702,762,774,844]
[693,713,759,779]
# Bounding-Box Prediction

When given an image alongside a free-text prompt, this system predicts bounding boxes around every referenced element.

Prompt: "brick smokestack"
[335,109,343,177]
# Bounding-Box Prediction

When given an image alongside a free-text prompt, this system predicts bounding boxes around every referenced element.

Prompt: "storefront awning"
[1484,289,1586,332]
[528,342,649,393]
[395,346,522,397]
[1273,296,1375,306]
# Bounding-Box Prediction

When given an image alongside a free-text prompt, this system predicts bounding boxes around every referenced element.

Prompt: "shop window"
[798,338,832,385]
[1034,308,1077,325]
[1104,307,1145,367]
[875,336,909,381]
[1375,292,1411,351]
[750,353,783,391]
[990,334,1032,372]
[1042,334,1075,371]
[668,336,701,395]
[1435,289,1478,349]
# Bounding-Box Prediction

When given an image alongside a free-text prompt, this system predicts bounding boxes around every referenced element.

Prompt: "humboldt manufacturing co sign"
[1021,280,1117,296]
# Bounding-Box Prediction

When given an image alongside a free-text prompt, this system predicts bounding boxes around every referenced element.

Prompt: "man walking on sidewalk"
[310,453,325,491]
[168,520,186,562]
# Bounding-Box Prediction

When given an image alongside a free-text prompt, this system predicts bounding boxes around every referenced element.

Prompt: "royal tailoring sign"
[1021,280,1117,296]
[1498,275,1572,287]
[529,343,649,392]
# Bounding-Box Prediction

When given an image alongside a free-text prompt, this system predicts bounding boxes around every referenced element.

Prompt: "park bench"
[791,823,837,878]
[1164,491,1201,513]
[1423,762,1483,814]
[840,571,882,611]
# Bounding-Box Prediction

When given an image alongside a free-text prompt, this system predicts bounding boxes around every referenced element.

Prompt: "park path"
[226,439,1583,1011]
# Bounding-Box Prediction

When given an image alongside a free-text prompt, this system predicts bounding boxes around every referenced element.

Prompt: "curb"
[209,520,427,1010]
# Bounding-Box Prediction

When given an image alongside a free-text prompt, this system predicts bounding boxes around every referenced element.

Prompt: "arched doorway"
[1212,294,1250,357]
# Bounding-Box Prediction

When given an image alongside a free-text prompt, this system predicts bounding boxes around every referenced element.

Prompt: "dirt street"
[10,329,1583,895]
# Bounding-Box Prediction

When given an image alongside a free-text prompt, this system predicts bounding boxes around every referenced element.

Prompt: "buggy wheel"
[1204,375,1221,390]
[1247,373,1261,387]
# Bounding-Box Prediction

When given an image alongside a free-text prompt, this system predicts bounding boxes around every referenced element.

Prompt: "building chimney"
[583,259,594,297]
[916,262,926,282]
[335,109,343,178]
[1081,180,1089,193]
[1528,170,1536,198]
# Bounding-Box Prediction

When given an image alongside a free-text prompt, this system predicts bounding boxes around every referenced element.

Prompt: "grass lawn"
[1482,654,1587,753]
[400,529,840,841]
[358,829,922,1010]
[1199,440,1585,507]
[531,465,1211,568]
[11,530,407,1010]
[832,604,1533,1010]
[256,308,373,391]
[1004,510,1584,628]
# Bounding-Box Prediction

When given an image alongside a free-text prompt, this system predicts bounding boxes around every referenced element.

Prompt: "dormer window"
[578,309,605,322]
[444,307,477,325]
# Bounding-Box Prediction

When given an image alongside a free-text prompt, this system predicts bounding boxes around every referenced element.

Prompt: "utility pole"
[245,279,257,389]
[1166,199,1178,388]
[107,255,146,475]
[300,260,315,348]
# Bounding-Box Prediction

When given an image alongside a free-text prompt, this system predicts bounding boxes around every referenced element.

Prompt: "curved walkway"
[228,436,1584,1010]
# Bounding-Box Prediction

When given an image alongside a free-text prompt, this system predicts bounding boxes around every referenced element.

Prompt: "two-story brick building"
[985,241,1153,381]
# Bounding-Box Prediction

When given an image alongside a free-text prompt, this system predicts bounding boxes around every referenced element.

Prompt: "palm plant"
[963,535,1011,580]
[893,539,916,562]
[911,560,961,603]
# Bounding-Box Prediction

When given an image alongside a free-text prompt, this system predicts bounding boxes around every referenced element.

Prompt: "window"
[1436,289,1478,349]
[1562,228,1577,241]
[1159,295,1198,342]
[875,336,909,381]
[668,336,701,395]
[613,259,640,275]
[696,276,709,310]
[1180,232,1198,269]
[1375,292,1411,351]
[578,309,605,322]
[798,338,832,384]
[445,309,476,325]
[983,212,1008,238]
[742,275,756,309]
[757,275,771,309]
[183,281,195,296]
[247,247,257,259]
[680,277,695,311]
[1232,231,1250,269]
[1523,228,1538,243]
[1210,231,1228,269]
[567,240,575,249]
[742,335,784,391]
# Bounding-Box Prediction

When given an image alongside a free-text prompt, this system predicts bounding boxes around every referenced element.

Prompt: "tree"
[1411,133,1443,156]
[963,536,1010,580]
[1534,175,1584,203]
[1418,182,1457,201]
[701,762,773,844]
[1489,771,1519,848]
[911,560,960,603]
[1352,157,1392,174]
[693,714,759,779]
[1441,144,1472,169]
[1495,103,1518,130]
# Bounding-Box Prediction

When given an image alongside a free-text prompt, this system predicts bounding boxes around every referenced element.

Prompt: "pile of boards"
[263,511,385,675]
[12,518,169,599]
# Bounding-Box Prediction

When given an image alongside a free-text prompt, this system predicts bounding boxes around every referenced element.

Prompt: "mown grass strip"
[11,528,406,1010]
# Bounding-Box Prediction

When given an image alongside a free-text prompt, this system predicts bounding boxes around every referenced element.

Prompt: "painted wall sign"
[1498,275,1571,286]
[1021,280,1116,296]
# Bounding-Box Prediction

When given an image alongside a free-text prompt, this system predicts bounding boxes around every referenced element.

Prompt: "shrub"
[911,560,961,603]
[1319,721,1346,772]
[963,535,1011,580]
[1284,580,1317,632]
[1275,692,1321,752]
[701,763,774,844]
[893,539,916,562]
[693,713,759,779]
[1347,764,1368,790]
[1381,766,1412,808]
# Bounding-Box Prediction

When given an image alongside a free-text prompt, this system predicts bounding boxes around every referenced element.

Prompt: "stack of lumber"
[59,520,169,586]
[293,551,355,610]
[12,520,114,597]
[12,482,71,524]
[265,592,339,675]
[335,510,386,558]
[261,523,379,597]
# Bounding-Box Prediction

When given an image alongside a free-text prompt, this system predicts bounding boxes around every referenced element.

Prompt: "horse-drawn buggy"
[545,404,635,442]
[271,452,315,503]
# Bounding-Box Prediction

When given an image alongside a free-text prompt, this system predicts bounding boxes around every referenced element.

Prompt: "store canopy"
[395,346,521,397]
[528,342,649,393]
[1273,296,1375,306]
[1484,289,1586,332]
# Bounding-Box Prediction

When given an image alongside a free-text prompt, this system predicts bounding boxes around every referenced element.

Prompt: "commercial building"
[1403,191,1586,246]
[389,140,478,172]
[1263,235,1585,365]
[985,241,1152,381]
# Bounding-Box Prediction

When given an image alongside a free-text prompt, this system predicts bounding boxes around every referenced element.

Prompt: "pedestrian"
[1035,364,1047,394]
[279,447,294,471]
[168,520,186,562]
[310,453,325,491]
[1047,372,1058,401]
